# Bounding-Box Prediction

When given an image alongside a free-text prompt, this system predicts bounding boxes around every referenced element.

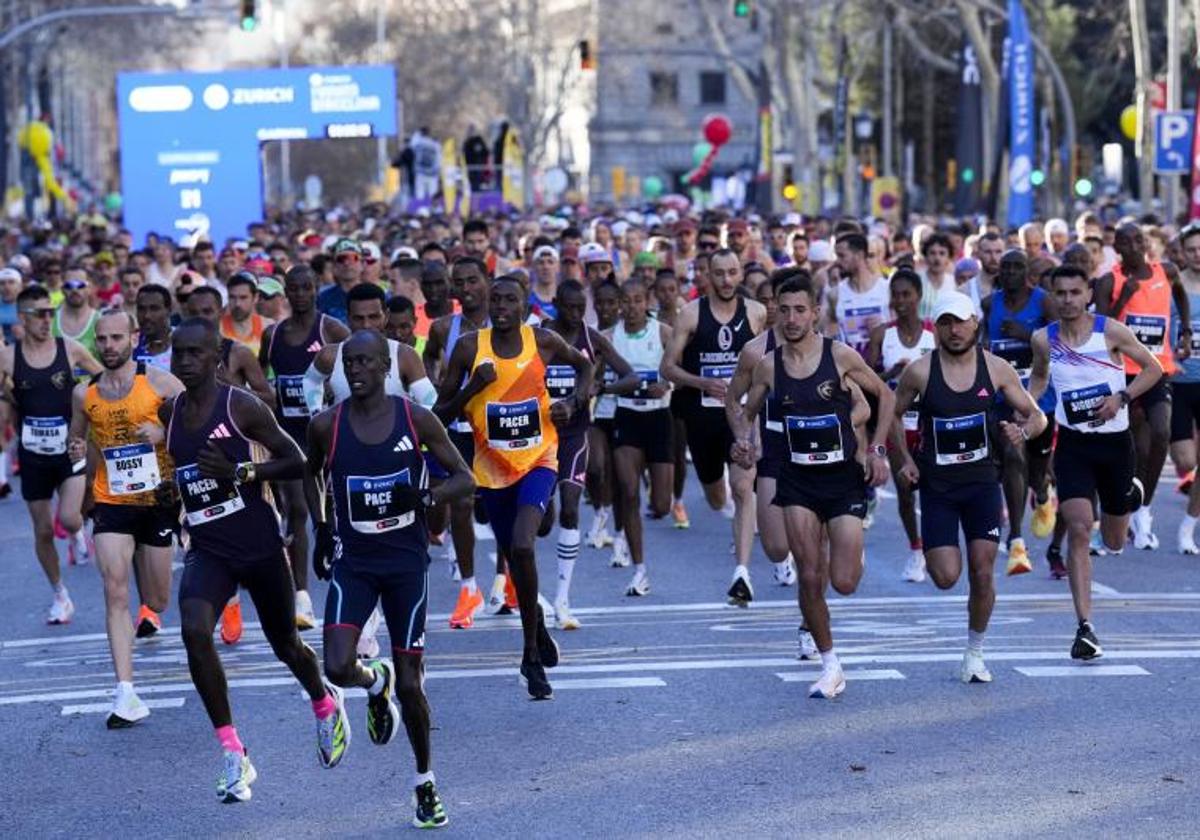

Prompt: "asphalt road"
[2,472,1197,838]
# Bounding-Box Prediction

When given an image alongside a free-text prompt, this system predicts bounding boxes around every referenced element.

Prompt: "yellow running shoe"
[1030,489,1057,539]
[1006,538,1033,576]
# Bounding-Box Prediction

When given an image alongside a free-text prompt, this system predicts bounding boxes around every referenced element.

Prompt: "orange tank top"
[464,325,558,488]
[84,364,173,506]
[220,312,267,356]
[1112,261,1175,375]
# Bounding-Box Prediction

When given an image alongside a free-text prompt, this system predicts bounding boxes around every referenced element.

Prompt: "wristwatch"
[234,461,257,484]
[1117,390,1131,407]
[869,444,886,458]
[419,488,435,508]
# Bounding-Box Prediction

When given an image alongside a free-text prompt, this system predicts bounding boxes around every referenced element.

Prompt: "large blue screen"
[117,65,397,247]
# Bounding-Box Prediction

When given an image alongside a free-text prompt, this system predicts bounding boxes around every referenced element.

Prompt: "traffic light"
[240,0,256,31]
[961,167,976,184]
[579,40,595,71]
[1030,169,1046,187]
[1074,178,1094,197]
[732,0,752,18]
[781,162,798,203]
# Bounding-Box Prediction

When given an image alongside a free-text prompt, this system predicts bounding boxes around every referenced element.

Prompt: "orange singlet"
[220,311,267,356]
[464,324,558,489]
[83,362,173,506]
[1112,261,1176,376]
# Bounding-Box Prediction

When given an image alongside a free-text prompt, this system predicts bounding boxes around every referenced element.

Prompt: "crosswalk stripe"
[61,697,186,716]
[776,669,905,682]
[552,677,666,690]
[1014,665,1150,677]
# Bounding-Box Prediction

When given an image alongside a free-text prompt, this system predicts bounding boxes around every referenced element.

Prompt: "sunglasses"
[336,254,361,264]
[21,307,55,318]
[698,240,719,250]
[64,280,88,290]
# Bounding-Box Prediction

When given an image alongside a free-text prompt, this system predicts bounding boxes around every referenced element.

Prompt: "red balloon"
[703,114,732,147]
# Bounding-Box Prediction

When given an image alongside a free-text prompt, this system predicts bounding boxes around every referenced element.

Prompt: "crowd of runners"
[2,205,1199,825]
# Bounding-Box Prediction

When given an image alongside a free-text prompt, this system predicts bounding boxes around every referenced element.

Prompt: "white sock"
[53,581,66,596]
[555,528,580,605]
[413,770,435,788]
[820,650,840,672]
[0,450,9,484]
[367,668,385,696]
[117,680,134,693]
[968,629,986,653]
[463,576,477,595]
[600,505,612,522]
[1183,514,1199,535]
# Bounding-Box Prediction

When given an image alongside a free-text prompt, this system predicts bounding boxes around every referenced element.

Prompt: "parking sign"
[1154,111,1194,174]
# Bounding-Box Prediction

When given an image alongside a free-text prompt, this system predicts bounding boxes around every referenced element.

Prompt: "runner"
[53,269,100,365]
[544,280,636,620]
[68,308,183,727]
[184,286,275,407]
[1173,222,1200,553]
[732,276,893,698]
[584,281,625,555]
[306,330,475,828]
[132,285,175,371]
[980,249,1058,575]
[1095,223,1190,549]
[1028,265,1161,659]
[661,248,767,605]
[652,269,691,527]
[219,271,273,356]
[826,233,889,354]
[434,275,595,699]
[865,269,936,583]
[892,291,1046,684]
[160,317,347,803]
[0,286,101,622]
[261,265,350,630]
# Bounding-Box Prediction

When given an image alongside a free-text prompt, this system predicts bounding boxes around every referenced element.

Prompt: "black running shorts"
[324,562,428,653]
[612,407,674,464]
[92,503,177,547]
[1055,427,1136,516]
[773,461,868,522]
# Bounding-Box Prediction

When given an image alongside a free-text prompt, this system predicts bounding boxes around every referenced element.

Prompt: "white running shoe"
[47,589,74,625]
[1179,522,1200,556]
[625,567,650,597]
[485,574,508,615]
[720,495,736,519]
[808,666,846,699]
[217,750,257,804]
[586,510,614,548]
[357,607,382,658]
[727,565,754,607]
[609,533,631,568]
[294,589,316,631]
[68,531,91,565]
[797,627,818,660]
[960,649,993,684]
[1131,506,1159,550]
[773,558,796,587]
[902,550,927,583]
[106,682,150,729]
[554,599,581,630]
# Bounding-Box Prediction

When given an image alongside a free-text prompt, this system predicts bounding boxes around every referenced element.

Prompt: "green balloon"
[104,192,123,213]
[692,142,712,166]
[643,175,664,198]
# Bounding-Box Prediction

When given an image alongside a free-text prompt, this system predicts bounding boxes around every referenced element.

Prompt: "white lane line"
[61,697,186,716]
[551,677,666,690]
[1090,581,1121,596]
[1015,665,1150,678]
[776,669,905,682]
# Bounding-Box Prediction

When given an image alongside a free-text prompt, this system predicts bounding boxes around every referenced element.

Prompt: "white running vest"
[329,338,407,403]
[614,320,670,412]
[835,276,890,354]
[1048,317,1129,434]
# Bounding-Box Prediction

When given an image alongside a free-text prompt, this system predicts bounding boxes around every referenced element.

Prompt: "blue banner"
[117,66,397,247]
[1006,0,1034,226]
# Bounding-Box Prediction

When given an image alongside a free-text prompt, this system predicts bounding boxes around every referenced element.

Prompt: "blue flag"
[1006,0,1035,226]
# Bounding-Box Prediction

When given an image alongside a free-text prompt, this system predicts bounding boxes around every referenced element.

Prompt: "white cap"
[578,242,612,265]
[532,244,559,261]
[782,212,802,227]
[611,220,630,239]
[0,267,21,283]
[390,246,418,263]
[808,240,834,263]
[932,290,977,323]
[361,241,382,261]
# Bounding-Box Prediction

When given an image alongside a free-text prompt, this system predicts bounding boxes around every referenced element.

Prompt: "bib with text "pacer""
[486,398,543,450]
[176,463,245,526]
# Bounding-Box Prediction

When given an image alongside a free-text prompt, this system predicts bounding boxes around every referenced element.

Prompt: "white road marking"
[551,677,666,690]
[1090,581,1121,596]
[1015,665,1150,678]
[775,669,905,682]
[61,697,186,715]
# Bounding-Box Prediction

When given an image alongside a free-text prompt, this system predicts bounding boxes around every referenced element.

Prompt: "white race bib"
[103,443,161,495]
[21,416,67,456]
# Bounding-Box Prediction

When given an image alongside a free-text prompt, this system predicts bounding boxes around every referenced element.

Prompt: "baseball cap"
[560,246,580,264]
[782,212,802,227]
[332,238,362,257]
[932,291,977,322]
[232,240,250,252]
[674,218,698,234]
[390,246,419,264]
[245,257,274,275]
[532,245,559,261]
[362,242,382,263]
[9,254,32,273]
[808,240,834,262]
[726,218,749,233]
[0,268,21,283]
[579,242,612,265]
[93,251,116,267]
[633,251,660,269]
[257,277,284,298]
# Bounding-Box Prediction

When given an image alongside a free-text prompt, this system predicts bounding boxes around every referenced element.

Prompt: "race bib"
[763,396,783,434]
[593,369,618,419]
[991,338,1033,381]
[700,364,736,409]
[785,414,845,465]
[176,463,245,526]
[103,443,161,495]
[932,413,989,465]
[486,398,543,450]
[619,370,667,411]
[276,374,308,418]
[1189,318,1200,354]
[1126,313,1166,354]
[1062,383,1112,428]
[21,416,67,456]
[544,365,575,401]
[346,469,415,534]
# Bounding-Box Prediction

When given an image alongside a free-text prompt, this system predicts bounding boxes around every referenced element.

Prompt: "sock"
[968,629,985,652]
[673,494,683,504]
[53,581,66,596]
[819,650,840,672]
[312,693,336,720]
[555,528,580,605]
[910,539,923,551]
[216,724,244,754]
[0,450,9,484]
[117,680,133,693]
[772,559,789,574]
[600,505,612,522]
[367,668,385,696]
[413,770,435,788]
[463,576,477,595]
[1184,514,1198,536]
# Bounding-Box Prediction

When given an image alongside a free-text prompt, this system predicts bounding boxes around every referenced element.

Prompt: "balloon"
[1119,104,1138,141]
[703,114,733,147]
[643,175,664,198]
[692,142,712,166]
[104,192,123,214]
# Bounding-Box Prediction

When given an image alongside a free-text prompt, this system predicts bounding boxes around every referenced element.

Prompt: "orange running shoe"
[504,574,519,611]
[135,604,161,639]
[448,586,484,629]
[220,600,243,645]
[671,500,690,529]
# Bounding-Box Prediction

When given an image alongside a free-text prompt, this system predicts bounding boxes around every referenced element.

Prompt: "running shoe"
[295,589,317,630]
[53,512,68,540]
[67,531,91,566]
[863,490,878,530]
[220,600,243,645]
[217,750,257,804]
[1071,622,1103,661]
[1088,525,1108,557]
[449,585,484,629]
[902,550,927,583]
[960,649,993,683]
[553,599,581,630]
[1006,538,1032,576]
[1046,545,1068,580]
[485,574,508,616]
[504,574,519,612]
[773,558,796,587]
[535,606,560,668]
[797,626,818,661]
[413,780,449,829]
[586,510,613,548]
[366,660,399,746]
[1130,505,1158,550]
[1179,522,1200,556]
[47,589,74,625]
[519,659,553,700]
[720,495,736,519]
[625,567,650,597]
[1179,469,1195,495]
[106,683,149,729]
[0,482,12,499]
[808,666,846,699]
[727,566,753,607]
[316,683,351,768]
[671,499,690,529]
[135,605,161,639]
[609,533,631,568]
[1030,487,1057,539]
[357,608,382,659]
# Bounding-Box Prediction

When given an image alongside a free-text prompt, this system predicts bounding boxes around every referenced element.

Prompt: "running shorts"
[773,461,868,522]
[1128,373,1171,411]
[1055,427,1137,516]
[479,467,557,551]
[92,503,178,547]
[918,480,1002,549]
[178,547,289,612]
[1170,381,1200,443]
[20,454,83,502]
[556,431,589,486]
[612,407,673,464]
[325,562,428,653]
[682,407,734,485]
